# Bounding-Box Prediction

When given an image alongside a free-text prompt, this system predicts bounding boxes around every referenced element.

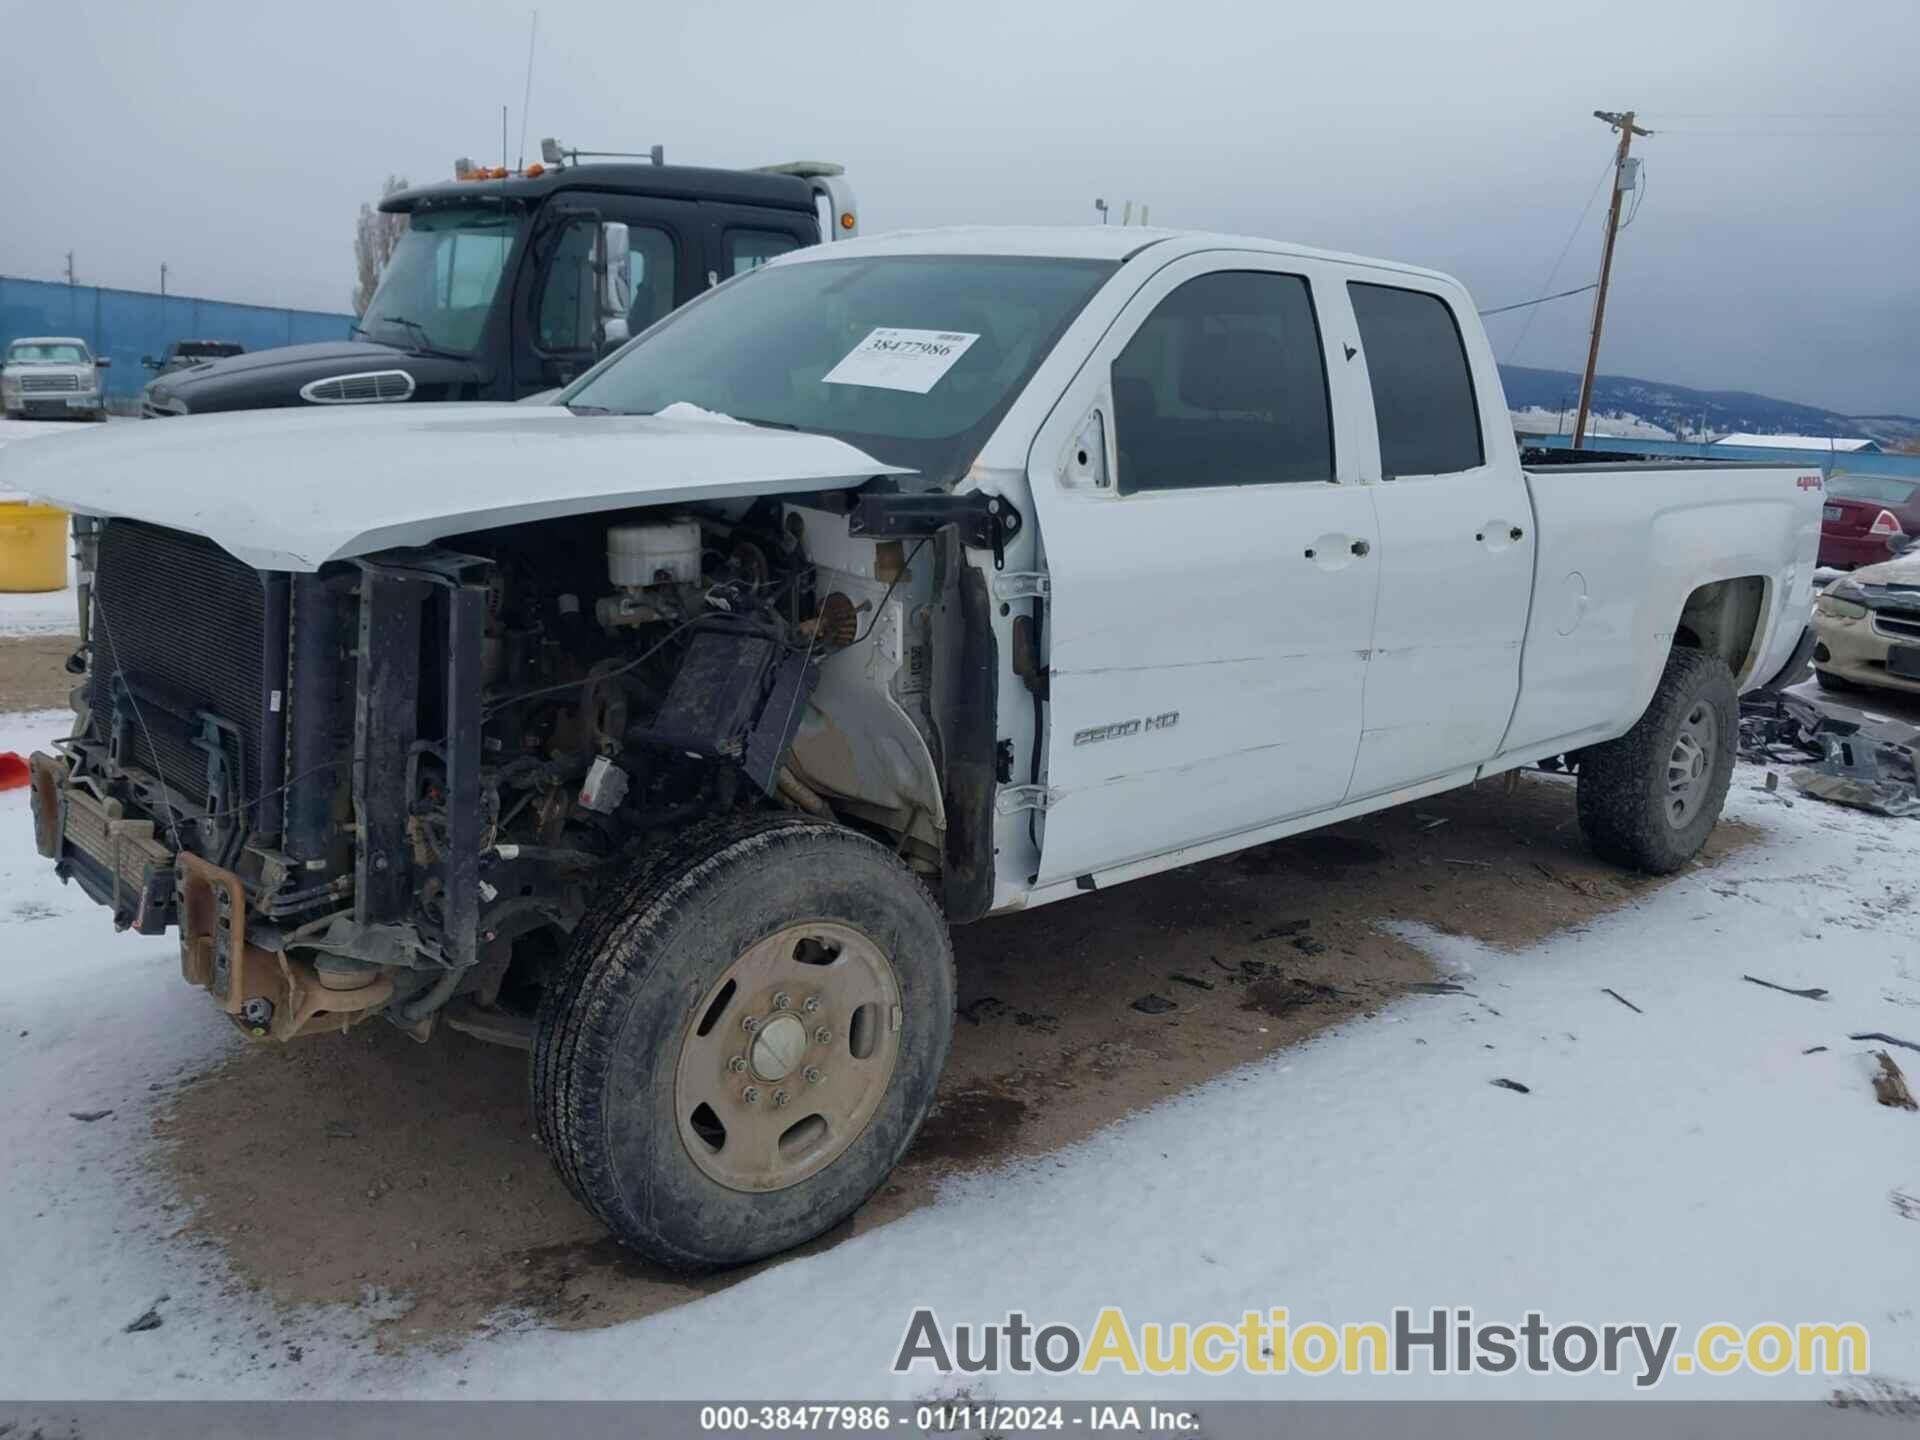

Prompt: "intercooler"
[85,521,276,819]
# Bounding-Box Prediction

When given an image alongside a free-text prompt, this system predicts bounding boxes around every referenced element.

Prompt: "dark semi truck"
[141,152,857,417]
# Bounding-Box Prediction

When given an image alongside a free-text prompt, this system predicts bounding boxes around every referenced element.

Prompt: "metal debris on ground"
[1743,689,1920,818]
[1743,975,1829,1001]
[1850,1031,1920,1054]
[68,1109,113,1123]
[1869,1051,1917,1112]
[1490,1077,1531,1094]
[1248,919,1312,943]
[1130,993,1177,1015]
[1602,987,1643,1014]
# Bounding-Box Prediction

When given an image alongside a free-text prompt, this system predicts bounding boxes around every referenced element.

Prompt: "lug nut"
[741,1015,759,1033]
[728,1056,747,1073]
[804,1067,822,1085]
[803,996,820,1013]
[814,1026,832,1045]
[741,1086,760,1105]
[773,1090,790,1108]
[772,992,791,1011]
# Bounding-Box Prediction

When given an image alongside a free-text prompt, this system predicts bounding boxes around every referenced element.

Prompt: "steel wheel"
[1663,700,1718,829]
[674,921,902,1193]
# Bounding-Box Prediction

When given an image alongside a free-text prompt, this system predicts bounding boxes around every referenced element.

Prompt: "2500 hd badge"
[1074,712,1180,746]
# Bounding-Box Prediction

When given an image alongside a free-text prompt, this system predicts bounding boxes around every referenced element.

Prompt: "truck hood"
[0,402,910,571]
[1844,546,1920,589]
[143,339,480,414]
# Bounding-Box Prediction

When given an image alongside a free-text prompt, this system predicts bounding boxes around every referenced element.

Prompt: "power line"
[1656,127,1920,138]
[1646,110,1919,119]
[1502,151,1616,365]
[1479,283,1598,318]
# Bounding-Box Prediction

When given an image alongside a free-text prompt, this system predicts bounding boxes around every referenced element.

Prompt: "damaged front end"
[33,495,997,1045]
[33,520,506,1040]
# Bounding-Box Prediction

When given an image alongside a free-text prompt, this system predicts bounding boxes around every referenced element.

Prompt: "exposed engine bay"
[30,493,1005,1045]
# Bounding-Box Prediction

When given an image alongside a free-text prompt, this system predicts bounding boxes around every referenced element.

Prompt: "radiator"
[86,521,272,807]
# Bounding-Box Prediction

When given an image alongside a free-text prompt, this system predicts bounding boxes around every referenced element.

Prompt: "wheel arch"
[1673,574,1769,682]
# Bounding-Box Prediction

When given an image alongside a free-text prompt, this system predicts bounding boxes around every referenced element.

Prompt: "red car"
[1819,473,1918,569]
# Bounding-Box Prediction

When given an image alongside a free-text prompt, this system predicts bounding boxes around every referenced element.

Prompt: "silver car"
[1,336,109,421]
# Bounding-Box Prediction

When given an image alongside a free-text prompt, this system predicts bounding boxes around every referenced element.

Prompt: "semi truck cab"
[141,155,856,417]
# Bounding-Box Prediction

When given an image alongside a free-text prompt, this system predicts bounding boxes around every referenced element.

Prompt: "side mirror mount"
[96,357,111,369]
[142,356,159,370]
[1889,531,1916,557]
[598,316,630,358]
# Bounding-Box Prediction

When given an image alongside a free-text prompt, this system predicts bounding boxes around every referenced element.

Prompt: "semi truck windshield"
[358,204,526,355]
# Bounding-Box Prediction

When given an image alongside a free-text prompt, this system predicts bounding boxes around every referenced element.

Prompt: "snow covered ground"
[1,703,1915,1403]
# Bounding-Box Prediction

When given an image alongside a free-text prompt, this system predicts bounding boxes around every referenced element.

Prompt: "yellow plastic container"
[0,501,70,593]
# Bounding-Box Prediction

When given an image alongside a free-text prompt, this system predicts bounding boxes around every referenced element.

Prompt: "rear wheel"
[1576,647,1737,874]
[531,813,954,1268]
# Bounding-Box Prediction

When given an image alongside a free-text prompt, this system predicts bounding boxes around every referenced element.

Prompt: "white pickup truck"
[7,226,1819,1268]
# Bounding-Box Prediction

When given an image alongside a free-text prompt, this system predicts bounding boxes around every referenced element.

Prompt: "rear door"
[1340,277,1534,798]
[1024,251,1381,885]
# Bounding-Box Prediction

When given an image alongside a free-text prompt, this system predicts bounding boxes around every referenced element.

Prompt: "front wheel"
[531,813,955,1269]
[1576,647,1737,874]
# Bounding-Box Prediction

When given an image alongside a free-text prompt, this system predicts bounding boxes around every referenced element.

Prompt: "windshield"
[359,203,525,355]
[565,254,1117,483]
[7,342,88,364]
[1828,474,1917,507]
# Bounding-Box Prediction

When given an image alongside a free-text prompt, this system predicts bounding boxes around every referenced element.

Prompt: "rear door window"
[1348,282,1484,478]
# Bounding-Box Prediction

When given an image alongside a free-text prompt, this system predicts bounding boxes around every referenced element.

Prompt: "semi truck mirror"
[595,223,632,321]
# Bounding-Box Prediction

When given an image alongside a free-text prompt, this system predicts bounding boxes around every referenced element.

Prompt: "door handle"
[1350,538,1370,557]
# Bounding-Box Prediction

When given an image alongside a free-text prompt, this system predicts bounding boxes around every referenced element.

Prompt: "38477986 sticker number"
[822,327,980,394]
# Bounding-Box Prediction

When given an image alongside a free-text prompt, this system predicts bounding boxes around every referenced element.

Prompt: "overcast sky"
[3,0,1915,414]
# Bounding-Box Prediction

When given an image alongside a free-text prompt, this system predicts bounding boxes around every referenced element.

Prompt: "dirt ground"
[152,773,1756,1344]
[0,635,78,713]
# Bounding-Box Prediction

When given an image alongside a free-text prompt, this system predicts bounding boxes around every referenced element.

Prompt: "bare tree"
[351,175,411,318]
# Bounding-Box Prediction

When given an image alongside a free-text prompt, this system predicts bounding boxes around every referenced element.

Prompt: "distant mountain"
[1496,365,1920,450]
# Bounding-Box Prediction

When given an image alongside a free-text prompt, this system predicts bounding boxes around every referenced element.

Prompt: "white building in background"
[1714,433,1881,453]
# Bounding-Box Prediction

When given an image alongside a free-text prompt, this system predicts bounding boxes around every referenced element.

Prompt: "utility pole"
[64,251,75,285]
[1571,109,1651,449]
[160,262,168,297]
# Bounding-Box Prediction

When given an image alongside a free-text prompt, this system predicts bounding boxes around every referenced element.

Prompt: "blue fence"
[0,276,354,404]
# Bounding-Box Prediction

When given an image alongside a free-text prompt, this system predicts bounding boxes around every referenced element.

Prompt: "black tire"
[531,812,955,1269]
[1813,666,1859,693]
[1576,647,1737,875]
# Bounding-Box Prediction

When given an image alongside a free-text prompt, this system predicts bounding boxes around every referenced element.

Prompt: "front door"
[1024,253,1381,886]
[509,195,698,398]
[1340,279,1534,798]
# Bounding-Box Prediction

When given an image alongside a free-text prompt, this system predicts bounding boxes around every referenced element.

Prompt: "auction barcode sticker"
[823,327,980,394]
